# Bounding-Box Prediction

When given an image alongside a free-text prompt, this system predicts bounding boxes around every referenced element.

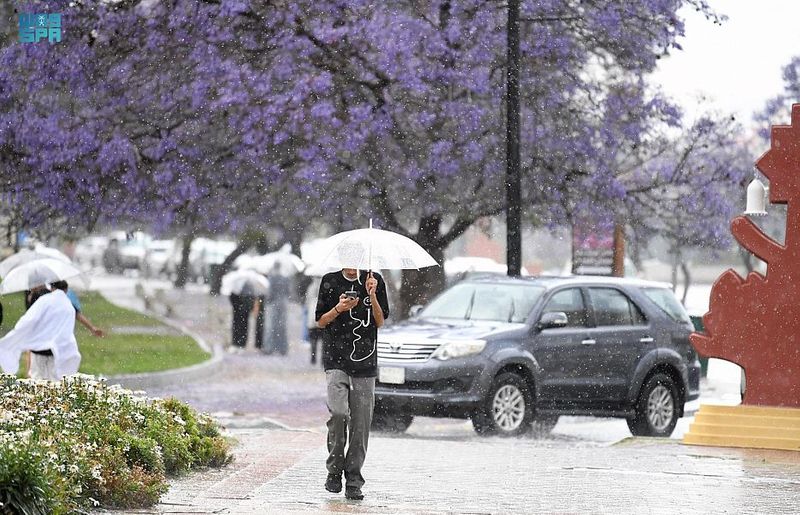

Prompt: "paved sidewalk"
[112,426,800,514]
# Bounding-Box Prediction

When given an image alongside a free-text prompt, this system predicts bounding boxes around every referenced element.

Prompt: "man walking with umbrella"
[315,266,389,501]
[311,222,436,500]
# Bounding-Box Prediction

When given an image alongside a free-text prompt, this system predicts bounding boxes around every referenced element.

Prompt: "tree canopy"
[1,0,747,306]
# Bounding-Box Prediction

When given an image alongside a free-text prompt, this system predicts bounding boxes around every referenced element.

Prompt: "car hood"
[379,318,526,344]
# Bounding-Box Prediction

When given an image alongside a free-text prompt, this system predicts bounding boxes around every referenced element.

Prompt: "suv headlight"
[431,340,486,360]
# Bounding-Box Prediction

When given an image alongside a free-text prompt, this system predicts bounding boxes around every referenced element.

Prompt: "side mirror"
[537,311,568,330]
[408,305,423,318]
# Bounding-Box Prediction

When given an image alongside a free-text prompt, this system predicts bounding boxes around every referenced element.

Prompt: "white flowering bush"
[0,374,232,513]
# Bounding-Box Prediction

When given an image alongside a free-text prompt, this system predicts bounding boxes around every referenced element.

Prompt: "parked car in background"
[102,231,152,273]
[374,275,700,437]
[143,239,175,278]
[162,238,237,283]
[74,236,108,269]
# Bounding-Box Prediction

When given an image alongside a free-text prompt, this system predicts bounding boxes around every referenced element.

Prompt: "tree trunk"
[670,248,679,294]
[680,261,691,305]
[396,215,447,319]
[174,234,194,289]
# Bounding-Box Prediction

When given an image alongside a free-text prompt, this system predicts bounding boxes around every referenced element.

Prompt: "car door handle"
[581,339,596,345]
[639,337,654,343]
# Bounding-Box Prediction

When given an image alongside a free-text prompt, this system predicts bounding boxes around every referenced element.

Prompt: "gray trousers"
[325,369,375,488]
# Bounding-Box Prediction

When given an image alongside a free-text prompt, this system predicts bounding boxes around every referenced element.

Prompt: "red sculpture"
[691,104,800,408]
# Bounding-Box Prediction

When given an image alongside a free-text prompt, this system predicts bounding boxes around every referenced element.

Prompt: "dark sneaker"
[345,486,364,500]
[324,474,342,493]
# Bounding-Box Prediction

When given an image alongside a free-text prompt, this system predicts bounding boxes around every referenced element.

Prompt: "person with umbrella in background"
[0,260,83,379]
[1,249,104,375]
[229,282,255,353]
[263,262,290,355]
[25,280,106,376]
[221,269,269,353]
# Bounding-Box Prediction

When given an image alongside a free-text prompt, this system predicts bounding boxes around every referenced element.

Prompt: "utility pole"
[506,0,522,277]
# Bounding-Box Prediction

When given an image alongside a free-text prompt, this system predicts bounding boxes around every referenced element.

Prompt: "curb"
[103,344,225,391]
[95,289,226,391]
[212,414,316,432]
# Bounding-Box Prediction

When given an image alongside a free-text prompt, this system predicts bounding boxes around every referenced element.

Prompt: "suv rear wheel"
[627,373,680,437]
[371,413,413,433]
[472,372,533,437]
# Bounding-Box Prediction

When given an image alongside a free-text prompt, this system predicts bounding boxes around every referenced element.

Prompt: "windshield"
[420,282,545,323]
[642,287,692,324]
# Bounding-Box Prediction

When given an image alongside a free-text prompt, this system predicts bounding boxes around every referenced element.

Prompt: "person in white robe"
[0,288,81,379]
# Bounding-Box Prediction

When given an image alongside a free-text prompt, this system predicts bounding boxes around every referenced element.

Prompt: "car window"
[420,283,475,319]
[421,282,545,323]
[642,287,691,324]
[541,288,590,327]
[589,288,646,327]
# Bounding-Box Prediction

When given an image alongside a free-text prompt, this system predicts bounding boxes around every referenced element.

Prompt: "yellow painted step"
[683,404,800,451]
[698,404,800,419]
[683,433,800,452]
[693,412,800,429]
[688,422,800,440]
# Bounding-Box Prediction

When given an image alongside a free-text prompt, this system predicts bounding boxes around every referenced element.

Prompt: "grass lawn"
[1,291,210,376]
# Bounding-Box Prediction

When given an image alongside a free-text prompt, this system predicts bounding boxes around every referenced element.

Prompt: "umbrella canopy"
[0,258,83,294]
[220,269,270,296]
[0,247,71,278]
[242,250,305,276]
[308,223,439,273]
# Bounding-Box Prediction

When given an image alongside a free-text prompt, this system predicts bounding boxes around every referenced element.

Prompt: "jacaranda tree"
[1,0,747,312]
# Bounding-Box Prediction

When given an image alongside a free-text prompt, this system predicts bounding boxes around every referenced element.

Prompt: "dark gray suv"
[373,275,700,437]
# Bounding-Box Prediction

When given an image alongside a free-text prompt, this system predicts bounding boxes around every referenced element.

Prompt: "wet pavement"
[88,275,800,514]
[111,428,800,514]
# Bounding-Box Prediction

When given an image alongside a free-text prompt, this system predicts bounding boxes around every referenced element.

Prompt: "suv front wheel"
[472,372,533,437]
[627,373,680,437]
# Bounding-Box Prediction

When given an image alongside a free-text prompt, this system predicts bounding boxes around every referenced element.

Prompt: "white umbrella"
[308,221,439,273]
[0,247,71,278]
[220,269,270,296]
[243,246,305,276]
[0,258,83,294]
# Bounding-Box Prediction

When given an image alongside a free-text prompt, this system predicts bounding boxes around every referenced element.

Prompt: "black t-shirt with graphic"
[315,270,390,377]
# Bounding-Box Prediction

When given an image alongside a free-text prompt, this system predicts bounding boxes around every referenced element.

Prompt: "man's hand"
[366,272,377,296]
[91,327,105,338]
[366,272,385,328]
[336,294,359,313]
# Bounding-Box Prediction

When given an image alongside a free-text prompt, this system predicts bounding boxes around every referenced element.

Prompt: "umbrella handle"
[368,218,373,273]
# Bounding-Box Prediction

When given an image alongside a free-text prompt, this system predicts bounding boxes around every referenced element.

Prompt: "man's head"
[342,268,358,280]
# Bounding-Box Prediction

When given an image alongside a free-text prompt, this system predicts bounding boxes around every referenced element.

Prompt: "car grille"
[377,342,440,362]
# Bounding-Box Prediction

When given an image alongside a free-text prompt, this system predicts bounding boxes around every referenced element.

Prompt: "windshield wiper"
[465,290,476,320]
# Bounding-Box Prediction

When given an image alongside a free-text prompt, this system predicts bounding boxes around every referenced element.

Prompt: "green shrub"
[0,443,74,515]
[0,375,232,512]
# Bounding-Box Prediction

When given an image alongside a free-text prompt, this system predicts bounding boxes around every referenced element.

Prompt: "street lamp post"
[506,0,522,277]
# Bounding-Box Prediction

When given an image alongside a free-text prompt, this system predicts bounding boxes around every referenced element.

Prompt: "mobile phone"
[345,291,358,300]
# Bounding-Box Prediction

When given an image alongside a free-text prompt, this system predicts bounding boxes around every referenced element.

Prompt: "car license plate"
[379,366,405,385]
